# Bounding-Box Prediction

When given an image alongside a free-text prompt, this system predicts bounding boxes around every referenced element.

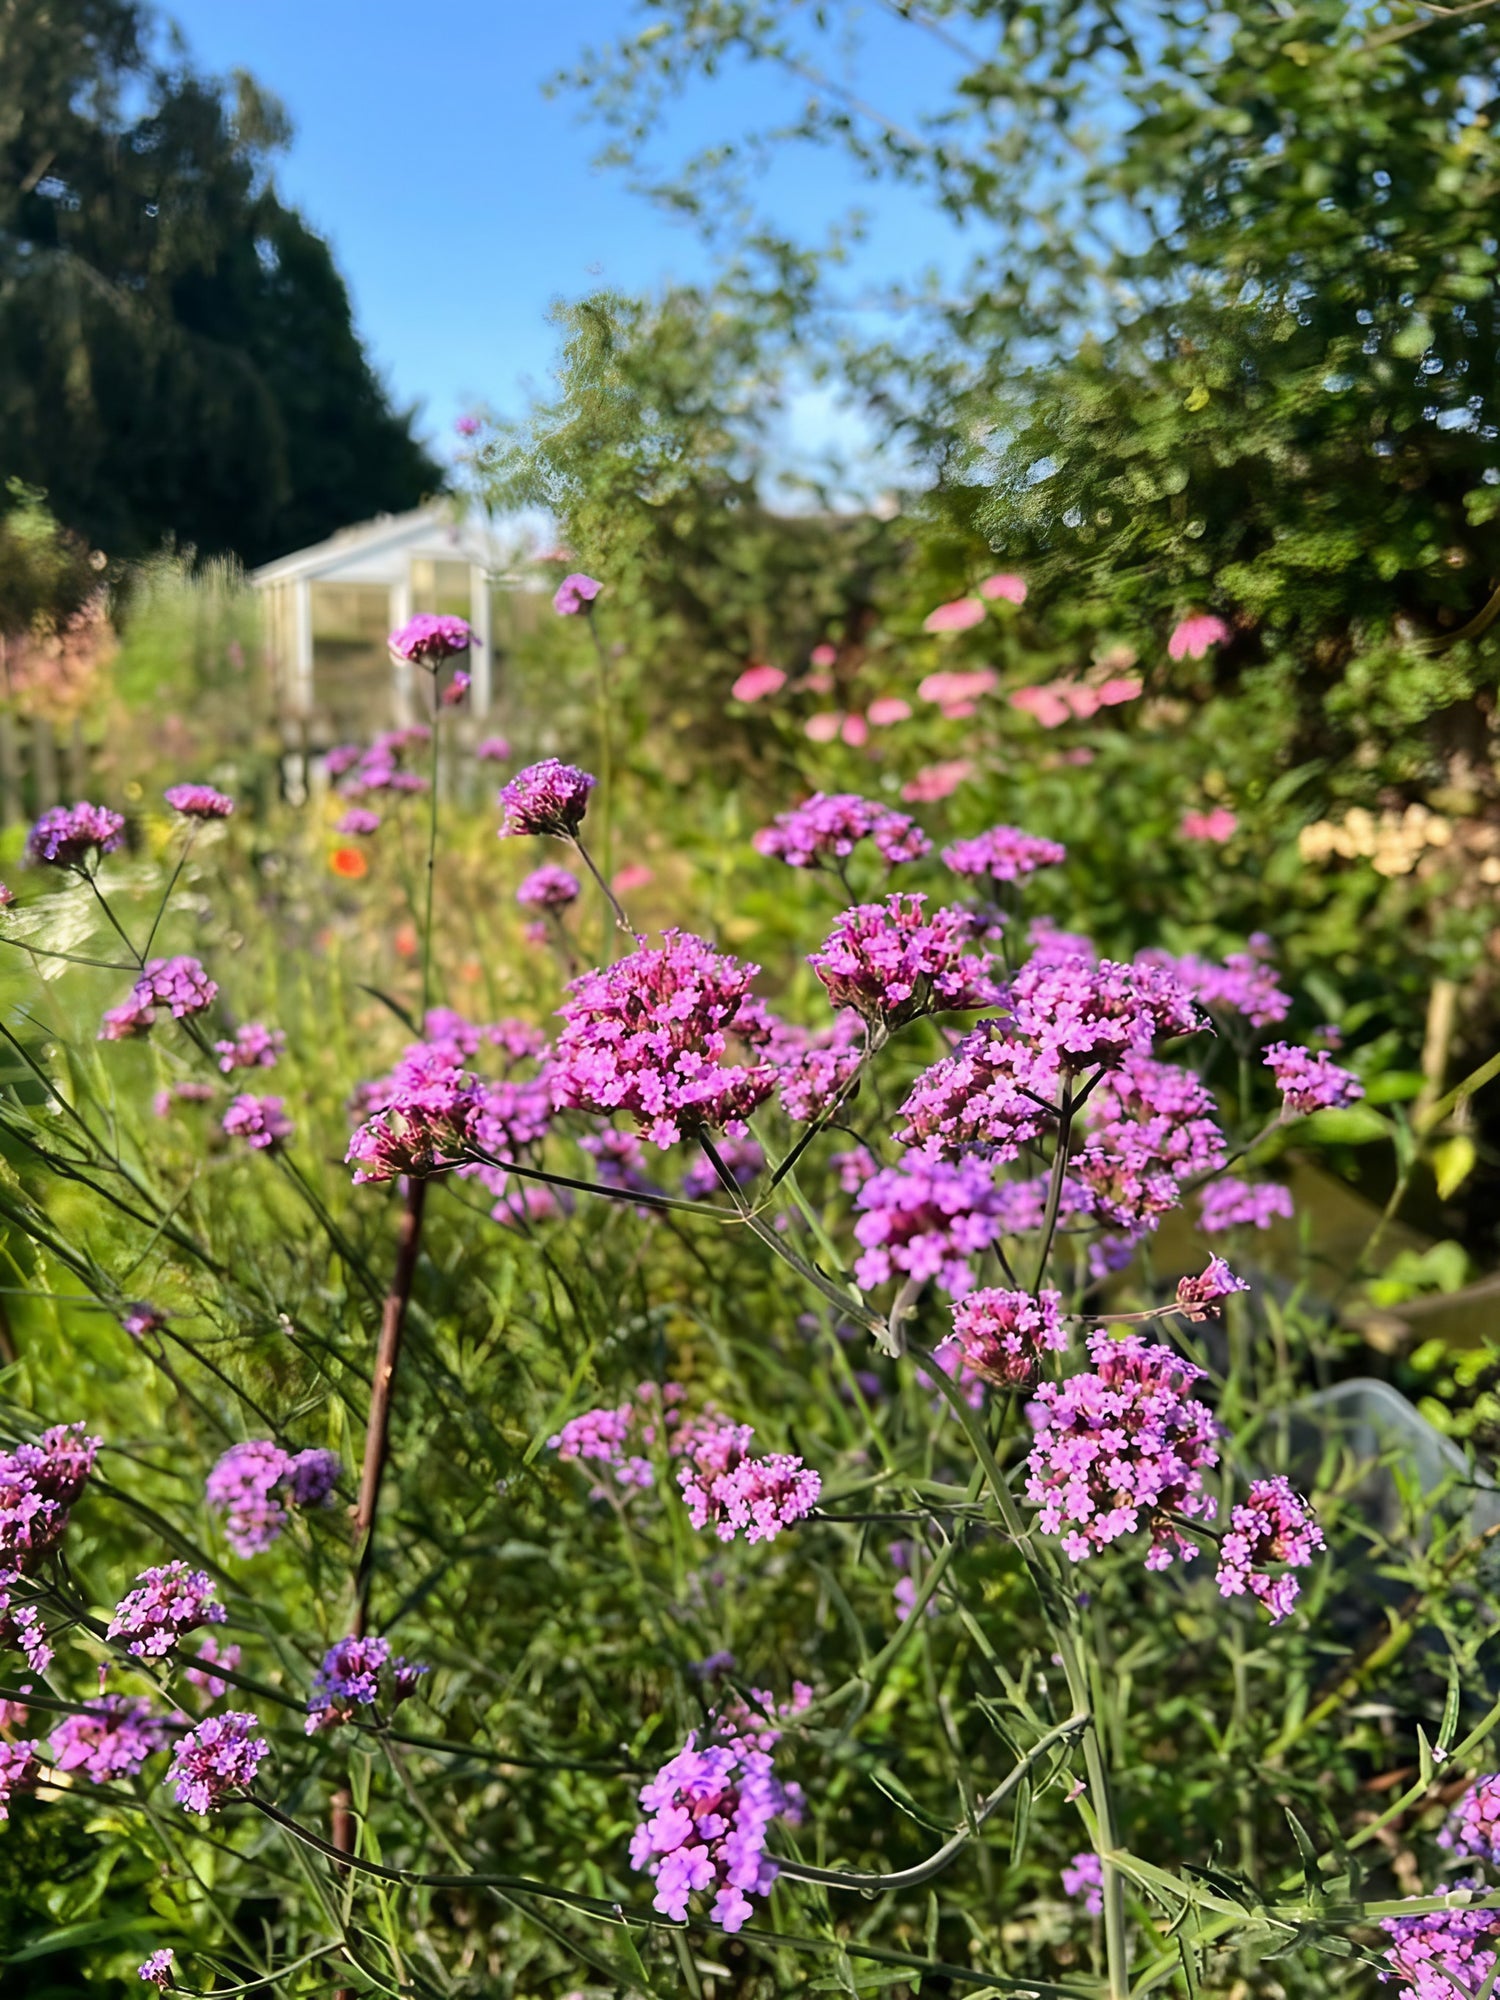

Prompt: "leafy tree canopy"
[0,0,439,565]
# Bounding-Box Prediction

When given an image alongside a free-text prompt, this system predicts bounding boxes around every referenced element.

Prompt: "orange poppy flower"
[329,846,367,879]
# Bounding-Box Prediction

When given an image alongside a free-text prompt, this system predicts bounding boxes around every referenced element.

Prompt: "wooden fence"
[0,715,96,826]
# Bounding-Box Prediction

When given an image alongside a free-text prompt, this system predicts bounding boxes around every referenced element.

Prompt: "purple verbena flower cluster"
[753,792,932,871]
[214,1023,284,1073]
[222,1094,293,1151]
[1215,1477,1323,1622]
[1025,1332,1219,1568]
[1263,1041,1364,1115]
[1381,1888,1499,1998]
[553,572,601,615]
[682,1134,765,1201]
[771,1008,866,1122]
[1,1424,99,1672]
[0,1737,40,1820]
[305,1634,428,1733]
[853,1151,1009,1297]
[1061,1851,1104,1914]
[808,894,999,1028]
[516,863,581,910]
[335,728,432,799]
[551,931,775,1146]
[1145,939,1290,1030]
[1175,1255,1249,1319]
[206,1440,342,1555]
[50,1696,170,1781]
[630,1693,805,1930]
[101,956,219,1041]
[164,783,235,820]
[1198,1179,1293,1233]
[941,1287,1068,1388]
[167,1711,267,1813]
[388,614,473,665]
[941,826,1066,883]
[1443,1776,1500,1866]
[185,1634,242,1700]
[106,1561,226,1658]
[137,1949,175,1989]
[27,801,125,867]
[548,1383,685,1491]
[676,1417,821,1544]
[338,805,382,836]
[497,759,596,838]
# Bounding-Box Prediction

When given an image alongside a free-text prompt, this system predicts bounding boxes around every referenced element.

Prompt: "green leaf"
[1391,317,1434,359]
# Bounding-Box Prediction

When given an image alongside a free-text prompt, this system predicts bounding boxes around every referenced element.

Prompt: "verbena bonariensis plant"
[0,633,1498,1995]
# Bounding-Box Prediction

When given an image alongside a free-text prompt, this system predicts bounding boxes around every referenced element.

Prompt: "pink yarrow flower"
[1180,807,1237,843]
[1215,1476,1323,1621]
[553,573,602,615]
[164,783,234,820]
[388,614,473,666]
[922,597,986,634]
[731,662,786,702]
[498,759,596,838]
[901,760,973,804]
[1168,613,1230,661]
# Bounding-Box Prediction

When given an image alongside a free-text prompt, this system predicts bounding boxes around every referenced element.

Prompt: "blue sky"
[161,2,971,473]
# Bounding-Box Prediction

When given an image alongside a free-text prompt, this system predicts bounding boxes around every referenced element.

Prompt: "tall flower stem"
[420,681,441,1016]
[353,1174,428,1624]
[1055,1618,1130,2000]
[584,605,615,964]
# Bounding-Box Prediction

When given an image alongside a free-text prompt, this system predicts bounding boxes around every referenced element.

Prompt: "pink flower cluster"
[941,826,1066,884]
[2,1423,99,1666]
[516,863,581,909]
[305,1633,427,1733]
[167,1711,268,1814]
[164,782,235,820]
[1025,1332,1219,1569]
[676,1417,821,1545]
[1263,1041,1363,1114]
[1198,1178,1293,1233]
[941,1287,1068,1387]
[51,1695,170,1782]
[753,792,931,871]
[553,572,601,616]
[548,1383,686,1491]
[214,1022,284,1073]
[551,931,775,1146]
[1010,677,1141,728]
[138,1949,175,1988]
[331,729,431,799]
[388,614,473,665]
[630,1694,805,1930]
[1146,941,1290,1030]
[222,1094,293,1151]
[0,1737,40,1820]
[347,1036,477,1183]
[1444,1776,1500,1866]
[1381,1889,1498,1998]
[498,759,596,838]
[770,1008,865,1122]
[808,894,998,1028]
[1215,1477,1323,1622]
[206,1439,342,1555]
[1074,1054,1227,1229]
[1175,1255,1249,1319]
[853,1152,1009,1297]
[106,1560,226,1658]
[1061,1851,1104,1914]
[27,800,125,866]
[100,955,219,1040]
